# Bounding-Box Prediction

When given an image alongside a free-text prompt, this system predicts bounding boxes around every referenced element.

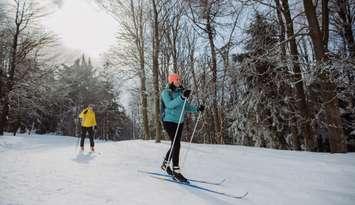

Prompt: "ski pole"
[167,98,187,168]
[74,117,80,152]
[76,134,81,152]
[181,111,201,170]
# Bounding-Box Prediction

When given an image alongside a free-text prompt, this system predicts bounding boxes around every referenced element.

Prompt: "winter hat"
[168,73,181,84]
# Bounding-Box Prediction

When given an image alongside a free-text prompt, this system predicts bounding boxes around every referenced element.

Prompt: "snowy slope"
[1,133,355,205]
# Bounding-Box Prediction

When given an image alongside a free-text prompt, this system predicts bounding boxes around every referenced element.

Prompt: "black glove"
[182,89,191,99]
[93,126,97,131]
[198,105,205,112]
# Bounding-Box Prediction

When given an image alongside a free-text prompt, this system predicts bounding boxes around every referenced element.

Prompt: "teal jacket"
[161,84,198,124]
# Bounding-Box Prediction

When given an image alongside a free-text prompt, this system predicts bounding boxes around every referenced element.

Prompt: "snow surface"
[1,133,355,205]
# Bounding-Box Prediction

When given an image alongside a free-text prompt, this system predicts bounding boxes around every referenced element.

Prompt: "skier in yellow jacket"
[79,104,97,152]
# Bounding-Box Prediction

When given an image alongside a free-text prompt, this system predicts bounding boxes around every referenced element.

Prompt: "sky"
[0,0,118,63]
[43,0,132,110]
[0,0,131,111]
[2,0,130,110]
[42,0,117,63]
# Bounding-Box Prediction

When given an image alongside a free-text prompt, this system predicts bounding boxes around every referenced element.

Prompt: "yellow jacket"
[79,107,97,127]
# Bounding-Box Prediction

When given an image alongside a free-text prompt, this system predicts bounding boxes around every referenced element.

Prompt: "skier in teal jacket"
[160,73,205,183]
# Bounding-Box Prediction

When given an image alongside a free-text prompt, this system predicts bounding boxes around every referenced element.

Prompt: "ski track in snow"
[1,133,355,205]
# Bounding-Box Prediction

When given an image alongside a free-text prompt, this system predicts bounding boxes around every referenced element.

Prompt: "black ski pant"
[80,127,95,147]
[163,121,184,167]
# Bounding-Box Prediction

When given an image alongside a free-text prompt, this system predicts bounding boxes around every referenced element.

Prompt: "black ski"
[150,175,248,199]
[138,170,226,185]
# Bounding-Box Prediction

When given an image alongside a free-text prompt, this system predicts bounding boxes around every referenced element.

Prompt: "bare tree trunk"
[219,47,230,144]
[274,0,299,150]
[274,0,286,60]
[0,40,4,105]
[322,0,330,51]
[140,68,150,140]
[303,0,347,153]
[303,1,327,60]
[336,0,355,57]
[152,0,162,142]
[205,8,220,143]
[280,0,315,151]
[187,31,197,98]
[168,15,180,73]
[290,105,301,150]
[220,50,227,108]
[0,63,4,122]
[131,0,150,140]
[0,9,20,135]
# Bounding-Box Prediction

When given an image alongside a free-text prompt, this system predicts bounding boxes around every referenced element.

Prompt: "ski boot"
[161,160,173,176]
[90,146,95,152]
[172,166,189,183]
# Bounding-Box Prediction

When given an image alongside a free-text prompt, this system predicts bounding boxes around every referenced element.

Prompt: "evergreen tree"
[229,13,290,149]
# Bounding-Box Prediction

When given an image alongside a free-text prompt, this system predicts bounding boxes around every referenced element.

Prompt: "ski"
[78,151,102,156]
[150,175,248,199]
[89,151,102,155]
[138,170,226,186]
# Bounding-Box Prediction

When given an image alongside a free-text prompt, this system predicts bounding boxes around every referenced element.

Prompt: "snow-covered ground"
[1,133,354,205]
